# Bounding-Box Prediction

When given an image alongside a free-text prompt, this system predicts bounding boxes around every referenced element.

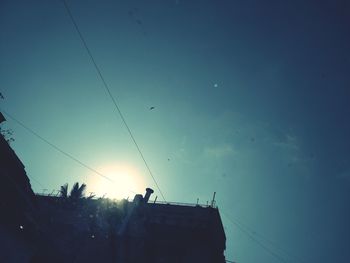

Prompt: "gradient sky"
[1,0,350,262]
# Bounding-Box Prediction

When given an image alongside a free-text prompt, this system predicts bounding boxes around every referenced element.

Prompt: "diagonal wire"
[232,216,307,263]
[61,0,166,201]
[222,210,290,263]
[2,109,114,183]
[27,173,45,189]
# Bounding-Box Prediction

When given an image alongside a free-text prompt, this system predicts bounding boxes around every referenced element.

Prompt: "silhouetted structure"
[33,189,226,263]
[0,114,35,262]
[118,193,226,263]
[0,112,226,262]
[0,113,65,262]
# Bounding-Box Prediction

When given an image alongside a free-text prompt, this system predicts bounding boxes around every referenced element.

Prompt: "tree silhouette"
[0,96,15,143]
[70,182,86,200]
[59,182,86,200]
[0,126,14,143]
[59,183,68,198]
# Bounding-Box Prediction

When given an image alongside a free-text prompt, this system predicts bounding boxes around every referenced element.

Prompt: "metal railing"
[35,193,218,208]
[150,200,216,208]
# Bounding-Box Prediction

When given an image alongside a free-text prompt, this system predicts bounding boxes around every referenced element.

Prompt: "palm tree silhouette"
[59,182,86,199]
[59,183,68,198]
[70,182,86,200]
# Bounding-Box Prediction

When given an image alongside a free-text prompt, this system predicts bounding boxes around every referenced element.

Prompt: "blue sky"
[1,0,350,262]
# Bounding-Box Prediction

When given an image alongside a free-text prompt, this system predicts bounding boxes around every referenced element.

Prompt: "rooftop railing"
[150,200,216,208]
[35,193,217,208]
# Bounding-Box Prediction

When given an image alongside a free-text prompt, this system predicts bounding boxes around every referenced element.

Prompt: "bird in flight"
[149,106,155,110]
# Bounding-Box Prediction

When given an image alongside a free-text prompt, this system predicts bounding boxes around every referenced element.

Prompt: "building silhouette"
[0,112,226,263]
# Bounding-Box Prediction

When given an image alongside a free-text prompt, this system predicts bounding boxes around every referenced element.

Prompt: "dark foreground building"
[0,112,226,263]
[34,190,226,263]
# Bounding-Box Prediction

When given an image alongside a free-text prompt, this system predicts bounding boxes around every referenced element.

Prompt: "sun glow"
[87,163,144,199]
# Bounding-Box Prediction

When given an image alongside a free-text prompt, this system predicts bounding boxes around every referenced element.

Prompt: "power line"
[61,0,166,202]
[222,210,307,263]
[221,210,290,263]
[2,110,138,196]
[27,174,45,189]
[232,216,307,263]
[1,109,132,188]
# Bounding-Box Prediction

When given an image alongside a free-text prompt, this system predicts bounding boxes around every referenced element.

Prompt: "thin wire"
[27,174,45,189]
[221,211,290,263]
[2,109,137,196]
[2,109,113,183]
[61,0,166,202]
[232,216,307,263]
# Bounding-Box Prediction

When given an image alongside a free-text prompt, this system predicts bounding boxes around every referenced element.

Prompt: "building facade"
[0,112,226,262]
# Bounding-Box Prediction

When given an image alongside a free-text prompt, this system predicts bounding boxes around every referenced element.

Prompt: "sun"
[87,162,144,199]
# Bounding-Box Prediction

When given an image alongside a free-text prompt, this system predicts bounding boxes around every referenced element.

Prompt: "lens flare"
[87,163,144,199]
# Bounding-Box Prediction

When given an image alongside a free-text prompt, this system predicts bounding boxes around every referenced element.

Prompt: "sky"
[1,0,350,262]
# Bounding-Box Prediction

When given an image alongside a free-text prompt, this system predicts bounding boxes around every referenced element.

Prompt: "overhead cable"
[2,109,114,183]
[27,174,45,189]
[61,0,166,201]
[231,215,307,263]
[222,210,289,263]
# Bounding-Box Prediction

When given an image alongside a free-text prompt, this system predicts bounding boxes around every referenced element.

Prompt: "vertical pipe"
[211,192,216,207]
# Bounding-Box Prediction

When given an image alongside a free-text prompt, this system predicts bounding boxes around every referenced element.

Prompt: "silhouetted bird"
[149,106,155,110]
[0,92,4,99]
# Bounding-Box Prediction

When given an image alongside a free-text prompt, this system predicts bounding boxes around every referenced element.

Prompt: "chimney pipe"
[144,188,154,203]
[211,192,216,207]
